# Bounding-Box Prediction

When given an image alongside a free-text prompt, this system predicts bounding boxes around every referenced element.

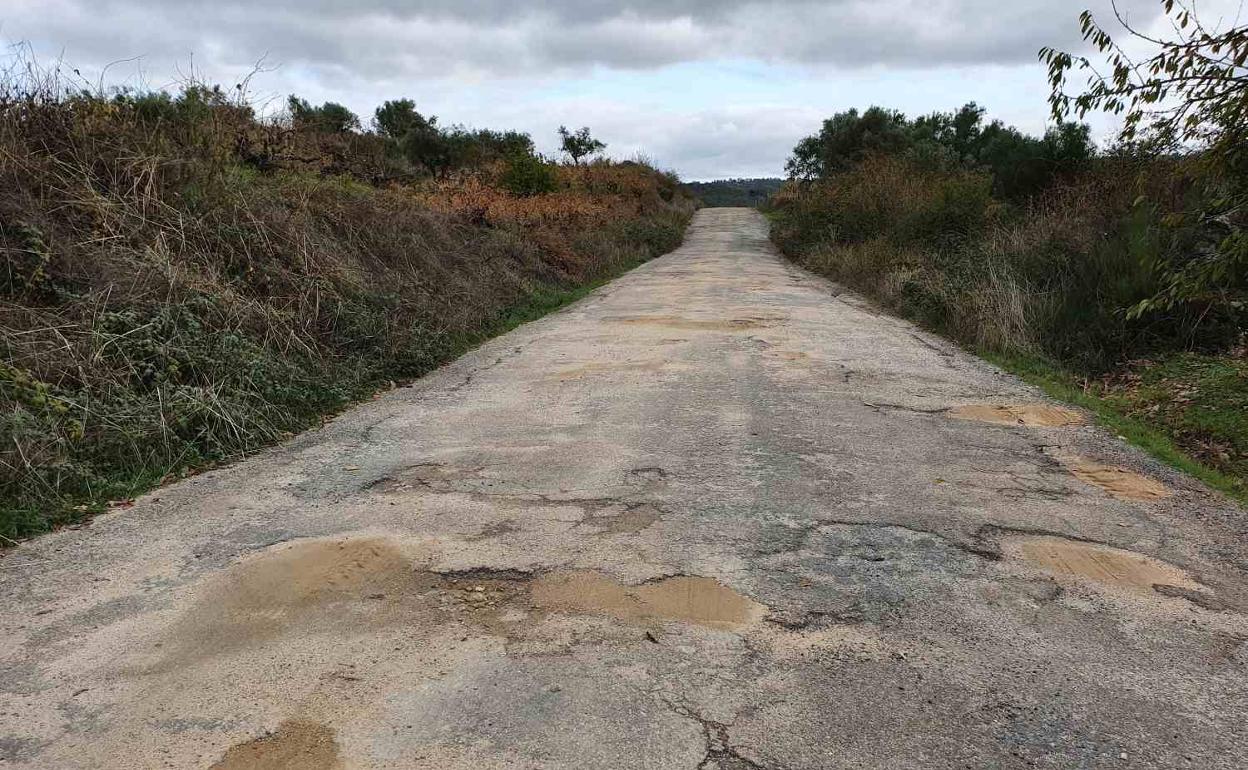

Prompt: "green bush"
[501,153,558,197]
[770,151,1237,373]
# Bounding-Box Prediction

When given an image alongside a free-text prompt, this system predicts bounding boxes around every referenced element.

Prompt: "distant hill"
[686,178,784,208]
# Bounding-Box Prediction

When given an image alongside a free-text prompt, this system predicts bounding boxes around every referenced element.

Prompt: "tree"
[400,121,452,177]
[1040,0,1247,319]
[784,107,910,179]
[444,128,536,168]
[558,126,606,165]
[287,96,360,133]
[373,99,433,139]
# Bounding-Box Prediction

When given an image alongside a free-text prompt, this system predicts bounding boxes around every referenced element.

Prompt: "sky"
[3,0,1243,180]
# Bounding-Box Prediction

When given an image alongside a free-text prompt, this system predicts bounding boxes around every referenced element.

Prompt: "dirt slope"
[3,208,1247,769]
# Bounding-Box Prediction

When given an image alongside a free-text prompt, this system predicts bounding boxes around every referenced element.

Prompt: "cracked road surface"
[4,208,1248,769]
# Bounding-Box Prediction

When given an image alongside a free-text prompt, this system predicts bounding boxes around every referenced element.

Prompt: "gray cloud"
[8,0,1165,81]
[1,0,1176,178]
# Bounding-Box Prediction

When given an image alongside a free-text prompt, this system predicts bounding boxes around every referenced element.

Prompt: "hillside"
[0,76,695,539]
[686,178,783,207]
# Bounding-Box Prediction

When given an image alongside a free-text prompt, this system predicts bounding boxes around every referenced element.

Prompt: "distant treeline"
[686,178,784,207]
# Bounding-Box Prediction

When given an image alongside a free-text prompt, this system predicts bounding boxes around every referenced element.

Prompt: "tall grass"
[770,154,1232,373]
[0,61,695,539]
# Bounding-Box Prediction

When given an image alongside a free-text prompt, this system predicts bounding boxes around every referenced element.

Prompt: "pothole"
[1001,535,1204,599]
[155,537,437,666]
[1059,457,1171,501]
[159,537,767,668]
[529,571,766,631]
[210,721,341,770]
[368,462,485,494]
[607,315,775,331]
[948,403,1086,427]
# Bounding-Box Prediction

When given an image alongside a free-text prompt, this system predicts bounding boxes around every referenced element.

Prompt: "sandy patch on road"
[1059,457,1171,501]
[155,537,437,667]
[948,403,1086,427]
[211,721,341,770]
[530,571,766,631]
[155,536,763,670]
[581,503,662,535]
[1002,535,1201,597]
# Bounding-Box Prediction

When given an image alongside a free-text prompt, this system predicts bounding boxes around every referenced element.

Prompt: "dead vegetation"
[0,58,695,539]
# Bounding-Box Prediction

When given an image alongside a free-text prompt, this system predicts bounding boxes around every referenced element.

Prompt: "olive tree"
[557,126,606,165]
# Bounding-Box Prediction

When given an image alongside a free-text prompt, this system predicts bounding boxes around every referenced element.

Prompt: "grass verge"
[2,241,678,542]
[982,349,1247,504]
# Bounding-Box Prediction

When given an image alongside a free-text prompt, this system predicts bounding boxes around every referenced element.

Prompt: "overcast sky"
[3,0,1242,179]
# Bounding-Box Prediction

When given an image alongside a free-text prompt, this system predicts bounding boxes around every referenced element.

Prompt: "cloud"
[6,0,1167,82]
[0,0,1192,178]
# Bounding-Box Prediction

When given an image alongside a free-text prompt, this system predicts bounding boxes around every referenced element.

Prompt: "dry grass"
[0,65,695,539]
[770,154,1229,373]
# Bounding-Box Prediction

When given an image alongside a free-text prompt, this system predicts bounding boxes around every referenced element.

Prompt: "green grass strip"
[982,349,1247,505]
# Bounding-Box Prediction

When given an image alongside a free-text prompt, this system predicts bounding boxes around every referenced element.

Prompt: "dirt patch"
[158,537,436,665]
[607,315,775,332]
[582,503,662,534]
[1002,535,1203,598]
[948,403,1086,427]
[529,571,766,631]
[211,721,341,770]
[1060,457,1171,501]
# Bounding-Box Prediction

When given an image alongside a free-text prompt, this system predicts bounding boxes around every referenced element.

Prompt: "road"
[3,208,1248,769]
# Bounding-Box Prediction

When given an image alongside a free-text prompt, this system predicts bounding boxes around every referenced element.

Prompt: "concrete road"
[3,208,1248,769]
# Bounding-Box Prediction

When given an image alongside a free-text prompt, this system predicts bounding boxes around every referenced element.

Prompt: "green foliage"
[288,96,360,133]
[558,126,607,165]
[399,119,453,176]
[501,152,558,197]
[686,178,784,208]
[373,98,432,139]
[771,151,1234,373]
[1,221,60,300]
[786,107,910,179]
[373,97,538,178]
[786,103,1094,201]
[1041,0,1247,325]
[445,128,536,169]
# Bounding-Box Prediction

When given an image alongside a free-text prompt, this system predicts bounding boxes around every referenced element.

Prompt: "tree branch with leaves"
[1040,0,1246,320]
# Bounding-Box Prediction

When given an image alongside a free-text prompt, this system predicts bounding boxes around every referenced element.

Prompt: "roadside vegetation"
[769,0,1246,499]
[0,56,694,540]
